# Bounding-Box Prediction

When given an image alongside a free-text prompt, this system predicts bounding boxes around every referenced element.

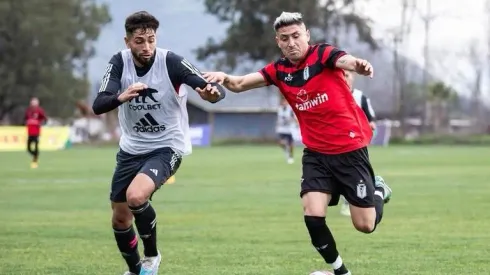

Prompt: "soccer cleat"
[139,251,161,275]
[287,157,294,164]
[30,162,38,169]
[123,272,137,275]
[374,175,392,203]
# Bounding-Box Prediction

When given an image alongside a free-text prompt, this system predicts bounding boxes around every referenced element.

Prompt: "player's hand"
[195,84,221,103]
[118,82,148,103]
[369,122,376,131]
[202,72,227,84]
[354,59,374,78]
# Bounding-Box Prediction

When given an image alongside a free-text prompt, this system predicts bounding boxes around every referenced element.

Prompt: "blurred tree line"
[0,0,110,124]
[196,0,378,70]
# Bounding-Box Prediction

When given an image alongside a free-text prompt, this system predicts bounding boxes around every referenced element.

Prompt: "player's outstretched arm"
[335,55,374,78]
[202,72,268,93]
[167,52,226,103]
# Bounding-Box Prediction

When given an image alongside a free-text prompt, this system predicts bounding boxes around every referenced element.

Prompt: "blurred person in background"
[24,97,47,169]
[340,70,378,217]
[276,97,297,164]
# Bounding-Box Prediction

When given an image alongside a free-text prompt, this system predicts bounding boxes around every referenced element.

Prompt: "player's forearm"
[223,74,248,93]
[92,91,122,115]
[224,73,267,93]
[335,54,359,71]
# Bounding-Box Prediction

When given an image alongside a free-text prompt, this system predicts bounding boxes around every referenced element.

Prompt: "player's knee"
[303,205,326,217]
[352,218,376,234]
[126,188,147,207]
[126,173,155,207]
[112,209,132,229]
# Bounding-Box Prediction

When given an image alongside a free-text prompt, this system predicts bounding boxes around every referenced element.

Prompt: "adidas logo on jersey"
[133,113,166,133]
[295,93,329,111]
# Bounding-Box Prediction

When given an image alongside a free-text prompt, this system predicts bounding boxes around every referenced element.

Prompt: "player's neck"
[288,45,311,67]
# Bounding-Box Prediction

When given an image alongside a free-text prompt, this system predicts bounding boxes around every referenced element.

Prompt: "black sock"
[114,226,141,274]
[304,216,349,275]
[373,186,385,227]
[129,201,158,257]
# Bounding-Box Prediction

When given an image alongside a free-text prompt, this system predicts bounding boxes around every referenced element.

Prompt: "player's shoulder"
[315,42,334,48]
[109,50,124,66]
[155,47,171,56]
[314,43,337,55]
[163,49,182,60]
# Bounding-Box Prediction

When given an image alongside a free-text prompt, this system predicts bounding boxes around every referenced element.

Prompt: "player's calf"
[349,206,376,233]
[112,202,141,274]
[126,173,159,258]
[302,192,351,275]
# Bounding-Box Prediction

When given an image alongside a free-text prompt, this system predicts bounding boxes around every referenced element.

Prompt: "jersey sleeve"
[166,51,210,91]
[92,52,123,115]
[166,51,226,103]
[258,62,278,86]
[318,43,347,70]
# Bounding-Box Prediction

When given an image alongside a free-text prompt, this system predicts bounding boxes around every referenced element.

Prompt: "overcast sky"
[361,0,489,98]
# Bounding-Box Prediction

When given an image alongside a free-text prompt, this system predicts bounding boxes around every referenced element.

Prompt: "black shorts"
[300,147,376,208]
[27,135,39,144]
[110,147,182,203]
[278,133,293,144]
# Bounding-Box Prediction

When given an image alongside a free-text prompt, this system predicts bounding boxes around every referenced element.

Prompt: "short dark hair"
[125,11,159,35]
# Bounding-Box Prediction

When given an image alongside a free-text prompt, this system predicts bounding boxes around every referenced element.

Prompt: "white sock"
[331,255,343,270]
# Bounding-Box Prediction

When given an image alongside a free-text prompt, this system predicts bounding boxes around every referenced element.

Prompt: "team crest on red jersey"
[296,89,309,102]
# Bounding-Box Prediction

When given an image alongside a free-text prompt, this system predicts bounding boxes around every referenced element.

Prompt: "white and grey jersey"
[92,48,223,156]
[352,88,376,122]
[276,105,295,134]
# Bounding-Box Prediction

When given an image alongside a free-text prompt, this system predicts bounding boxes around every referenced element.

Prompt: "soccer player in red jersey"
[25,97,47,168]
[201,12,392,275]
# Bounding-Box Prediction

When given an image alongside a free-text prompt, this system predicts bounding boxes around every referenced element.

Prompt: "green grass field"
[0,145,489,275]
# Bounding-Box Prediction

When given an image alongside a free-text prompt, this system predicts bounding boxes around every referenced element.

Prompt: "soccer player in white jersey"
[92,11,226,275]
[276,97,297,164]
[340,70,379,217]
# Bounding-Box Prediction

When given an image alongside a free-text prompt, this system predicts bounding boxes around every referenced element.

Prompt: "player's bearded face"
[276,23,310,63]
[125,28,157,66]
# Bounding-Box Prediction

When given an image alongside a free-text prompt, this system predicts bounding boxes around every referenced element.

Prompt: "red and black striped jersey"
[259,43,373,154]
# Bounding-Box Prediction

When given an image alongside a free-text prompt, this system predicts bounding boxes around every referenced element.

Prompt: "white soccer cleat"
[123,272,137,275]
[287,157,294,164]
[139,251,161,275]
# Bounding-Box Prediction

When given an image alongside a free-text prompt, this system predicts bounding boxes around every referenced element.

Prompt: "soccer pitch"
[0,145,489,275]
